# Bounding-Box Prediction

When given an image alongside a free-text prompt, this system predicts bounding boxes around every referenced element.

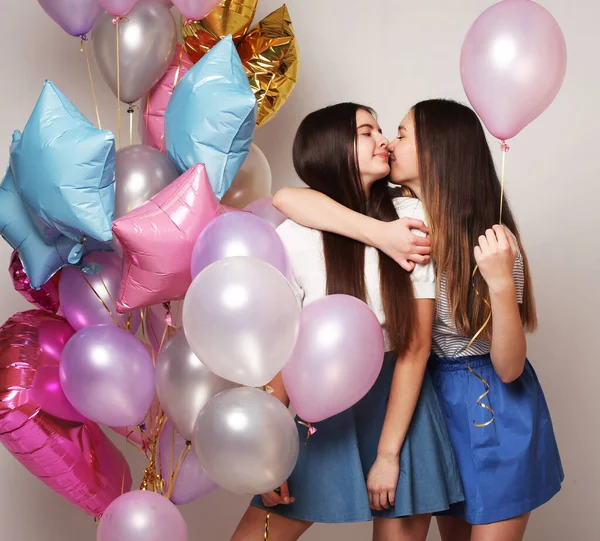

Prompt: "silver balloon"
[156,332,238,441]
[194,388,299,495]
[114,144,179,220]
[92,1,177,104]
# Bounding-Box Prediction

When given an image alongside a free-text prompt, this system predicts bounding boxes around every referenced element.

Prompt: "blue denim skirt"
[429,354,564,524]
[251,352,464,523]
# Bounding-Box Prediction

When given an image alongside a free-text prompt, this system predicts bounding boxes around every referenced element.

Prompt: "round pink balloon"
[190,212,289,280]
[244,196,287,229]
[460,0,567,140]
[31,366,85,422]
[282,295,385,423]
[172,0,221,21]
[97,490,188,541]
[97,0,138,17]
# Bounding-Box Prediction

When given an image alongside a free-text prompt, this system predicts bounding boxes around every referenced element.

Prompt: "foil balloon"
[0,164,83,289]
[10,81,116,250]
[0,311,132,516]
[140,44,194,153]
[183,4,299,127]
[92,1,177,104]
[113,164,227,312]
[38,0,104,38]
[220,143,272,208]
[181,0,258,59]
[165,36,257,199]
[193,387,299,494]
[8,250,61,313]
[461,0,567,140]
[159,421,219,505]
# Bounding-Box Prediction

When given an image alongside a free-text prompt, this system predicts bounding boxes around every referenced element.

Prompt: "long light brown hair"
[412,99,537,336]
[293,103,415,354]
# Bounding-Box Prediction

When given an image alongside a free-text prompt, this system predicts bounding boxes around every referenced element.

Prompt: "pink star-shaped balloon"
[113,164,225,313]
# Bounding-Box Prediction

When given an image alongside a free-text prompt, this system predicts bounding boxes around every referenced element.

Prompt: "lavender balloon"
[59,252,140,333]
[283,295,385,423]
[159,421,219,505]
[244,196,287,229]
[190,212,289,280]
[183,257,300,387]
[60,325,155,427]
[97,490,188,541]
[460,0,567,140]
[38,0,104,38]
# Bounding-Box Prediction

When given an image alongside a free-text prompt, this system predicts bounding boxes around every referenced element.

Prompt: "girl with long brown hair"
[271,99,563,541]
[232,103,463,541]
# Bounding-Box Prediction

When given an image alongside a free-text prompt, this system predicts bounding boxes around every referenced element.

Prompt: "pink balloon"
[141,44,194,153]
[190,212,289,280]
[60,325,156,427]
[159,421,219,505]
[31,366,85,422]
[98,0,138,17]
[460,0,567,140]
[172,0,221,21]
[244,196,287,229]
[59,252,141,332]
[38,0,104,38]
[97,490,188,541]
[113,164,228,312]
[9,250,61,313]
[0,311,132,516]
[282,295,385,423]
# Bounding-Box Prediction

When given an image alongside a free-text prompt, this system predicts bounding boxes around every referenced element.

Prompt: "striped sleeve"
[513,249,525,304]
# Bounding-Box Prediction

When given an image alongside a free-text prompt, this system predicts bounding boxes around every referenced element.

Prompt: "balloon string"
[80,40,102,129]
[465,140,509,428]
[264,512,271,541]
[81,274,121,327]
[166,440,192,500]
[116,18,122,149]
[127,104,136,146]
[173,45,185,89]
[96,273,129,330]
[297,420,316,445]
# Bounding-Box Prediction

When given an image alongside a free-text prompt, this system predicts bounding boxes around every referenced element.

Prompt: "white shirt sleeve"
[392,197,436,300]
[276,220,307,307]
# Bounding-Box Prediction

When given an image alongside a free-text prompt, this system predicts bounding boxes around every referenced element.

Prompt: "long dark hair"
[412,99,537,335]
[293,103,415,354]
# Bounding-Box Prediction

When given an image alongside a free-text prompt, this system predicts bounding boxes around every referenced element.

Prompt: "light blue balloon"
[10,80,116,244]
[165,35,257,200]
[0,165,77,288]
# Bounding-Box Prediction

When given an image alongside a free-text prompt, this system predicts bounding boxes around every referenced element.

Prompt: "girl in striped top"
[272,99,563,541]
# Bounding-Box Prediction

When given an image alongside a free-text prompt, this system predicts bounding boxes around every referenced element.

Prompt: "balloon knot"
[500,140,510,152]
[184,19,194,26]
[79,34,88,41]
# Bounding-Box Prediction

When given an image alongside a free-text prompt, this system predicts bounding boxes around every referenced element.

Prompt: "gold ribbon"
[80,40,102,130]
[264,511,271,541]
[465,140,510,428]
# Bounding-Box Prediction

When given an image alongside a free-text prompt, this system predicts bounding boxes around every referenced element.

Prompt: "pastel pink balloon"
[0,311,132,516]
[172,0,221,21]
[98,0,138,17]
[113,164,229,312]
[31,366,85,422]
[141,44,194,153]
[244,196,287,229]
[460,0,567,140]
[282,295,385,423]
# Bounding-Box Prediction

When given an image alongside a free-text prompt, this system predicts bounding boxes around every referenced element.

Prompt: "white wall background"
[1,0,598,539]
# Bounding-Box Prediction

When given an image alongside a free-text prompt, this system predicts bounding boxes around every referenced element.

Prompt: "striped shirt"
[431,239,525,358]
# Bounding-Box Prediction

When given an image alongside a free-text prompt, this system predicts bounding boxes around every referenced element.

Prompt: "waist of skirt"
[428,353,492,372]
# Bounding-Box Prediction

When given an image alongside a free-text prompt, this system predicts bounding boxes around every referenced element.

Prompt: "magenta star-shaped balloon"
[113,164,225,312]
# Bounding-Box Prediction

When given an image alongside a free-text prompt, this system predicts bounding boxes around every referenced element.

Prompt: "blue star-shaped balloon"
[10,80,116,245]
[165,35,257,200]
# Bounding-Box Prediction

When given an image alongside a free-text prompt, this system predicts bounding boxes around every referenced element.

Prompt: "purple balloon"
[190,212,289,280]
[460,0,567,140]
[159,421,219,505]
[59,252,141,333]
[282,295,385,423]
[244,196,287,229]
[38,0,104,38]
[97,490,188,541]
[60,325,155,427]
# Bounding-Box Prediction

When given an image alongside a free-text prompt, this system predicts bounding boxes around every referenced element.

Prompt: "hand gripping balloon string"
[465,140,510,428]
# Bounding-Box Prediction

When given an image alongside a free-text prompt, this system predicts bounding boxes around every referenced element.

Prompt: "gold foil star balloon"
[182,3,299,127]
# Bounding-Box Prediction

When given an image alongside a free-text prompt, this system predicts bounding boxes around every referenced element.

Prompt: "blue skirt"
[251,352,464,523]
[428,354,564,525]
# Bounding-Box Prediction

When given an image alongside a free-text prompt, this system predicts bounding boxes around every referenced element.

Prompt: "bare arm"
[367,299,434,510]
[273,187,430,271]
[475,225,527,383]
